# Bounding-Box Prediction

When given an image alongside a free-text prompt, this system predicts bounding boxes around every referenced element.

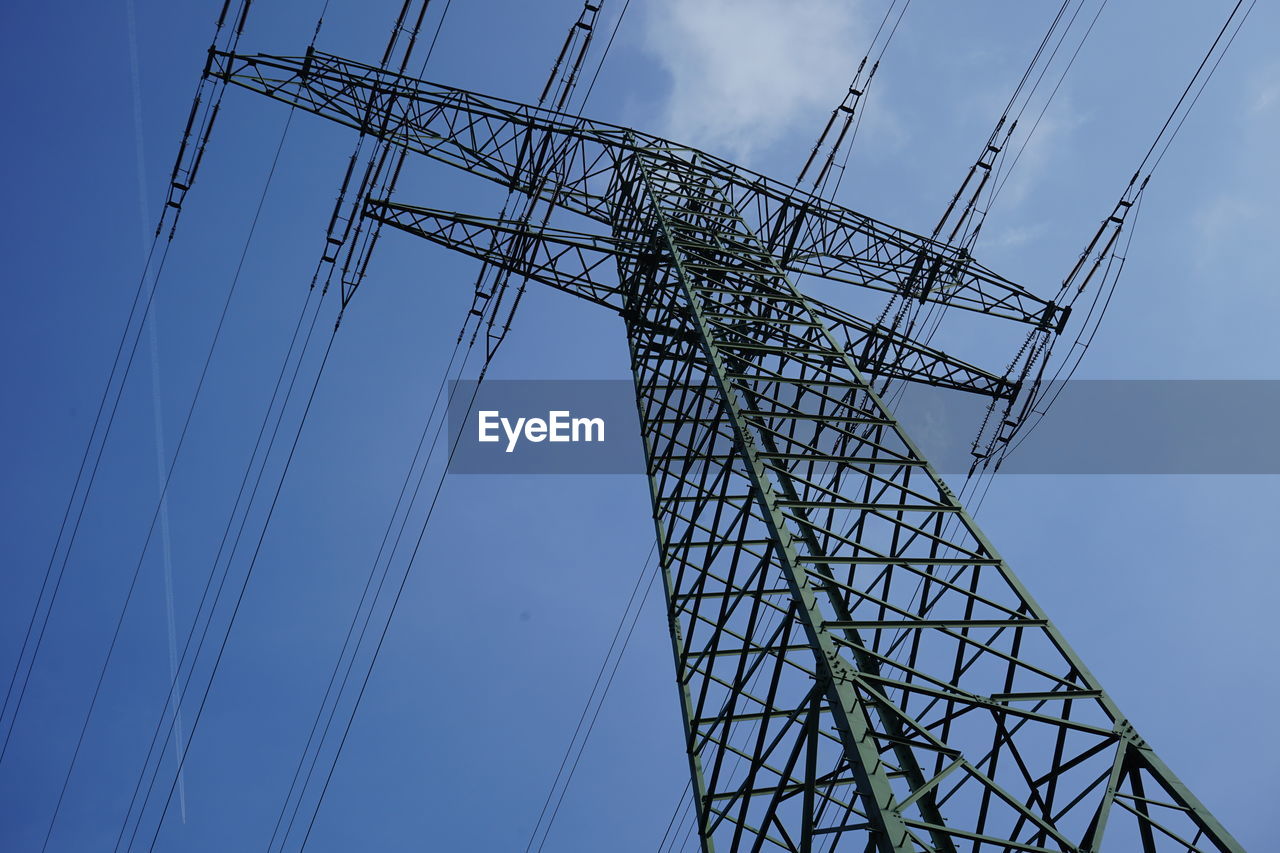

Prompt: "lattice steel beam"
[208,48,1065,329]
[364,200,1017,400]
[604,147,1240,852]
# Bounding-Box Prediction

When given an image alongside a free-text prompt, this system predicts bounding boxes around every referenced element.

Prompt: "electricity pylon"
[208,47,1241,852]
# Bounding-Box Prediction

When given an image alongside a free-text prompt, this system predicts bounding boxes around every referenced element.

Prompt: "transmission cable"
[878,0,1104,392]
[580,0,633,109]
[117,193,340,853]
[526,546,659,852]
[286,1,637,827]
[0,232,160,754]
[0,238,174,768]
[531,561,661,852]
[264,6,476,848]
[860,0,1109,500]
[112,273,333,851]
[1015,0,1256,435]
[121,144,343,852]
[1136,0,1250,179]
[2,0,256,784]
[877,0,1245,673]
[39,107,297,851]
[986,1,1108,214]
[292,363,495,850]
[281,118,620,845]
[656,782,692,852]
[976,0,1255,468]
[270,336,476,851]
[143,324,342,852]
[126,289,326,849]
[800,0,911,198]
[112,10,349,841]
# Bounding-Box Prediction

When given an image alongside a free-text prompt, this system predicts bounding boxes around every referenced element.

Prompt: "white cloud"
[988,97,1086,210]
[1192,195,1261,269]
[1249,64,1280,115]
[642,0,871,162]
[1182,62,1280,274]
[982,221,1048,252]
[1252,82,1280,114]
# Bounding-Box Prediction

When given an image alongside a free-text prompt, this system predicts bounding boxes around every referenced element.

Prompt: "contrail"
[126,0,187,823]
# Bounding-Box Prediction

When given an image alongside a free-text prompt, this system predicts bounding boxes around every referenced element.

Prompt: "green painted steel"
[208,46,1243,853]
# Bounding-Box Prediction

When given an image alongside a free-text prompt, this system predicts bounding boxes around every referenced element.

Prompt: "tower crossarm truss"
[363,200,1017,400]
[205,42,1243,853]
[208,48,1065,330]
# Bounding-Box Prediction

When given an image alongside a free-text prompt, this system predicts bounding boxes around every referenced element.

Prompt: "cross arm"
[774,205,1068,330]
[810,300,1017,399]
[209,48,622,222]
[364,200,630,310]
[208,48,1063,331]
[365,200,1017,400]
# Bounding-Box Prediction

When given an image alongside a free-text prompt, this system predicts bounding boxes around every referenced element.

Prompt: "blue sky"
[1,1,1277,850]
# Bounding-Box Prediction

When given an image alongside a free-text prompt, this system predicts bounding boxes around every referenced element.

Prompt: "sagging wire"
[292,342,491,852]
[526,546,660,853]
[261,3,466,848]
[797,0,912,198]
[137,323,342,853]
[794,3,1102,544]
[277,3,637,845]
[115,240,336,853]
[457,0,608,374]
[828,4,1112,625]
[266,335,470,851]
[935,0,1097,249]
[109,2,385,846]
[970,0,1255,473]
[38,102,300,851]
[581,0,633,107]
[0,0,262,770]
[866,0,1106,426]
[885,0,1108,416]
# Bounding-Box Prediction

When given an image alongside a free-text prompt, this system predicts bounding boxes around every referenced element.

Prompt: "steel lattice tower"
[202,44,1242,853]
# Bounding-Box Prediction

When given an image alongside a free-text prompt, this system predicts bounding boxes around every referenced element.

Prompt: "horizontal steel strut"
[361,200,1017,400]
[208,48,1064,328]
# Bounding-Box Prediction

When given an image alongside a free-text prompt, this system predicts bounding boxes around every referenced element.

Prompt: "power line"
[527,548,659,852]
[140,323,343,852]
[974,0,1257,469]
[40,106,298,853]
[271,339,476,851]
[294,365,488,850]
[112,278,332,851]
[2,0,258,787]
[0,235,173,768]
